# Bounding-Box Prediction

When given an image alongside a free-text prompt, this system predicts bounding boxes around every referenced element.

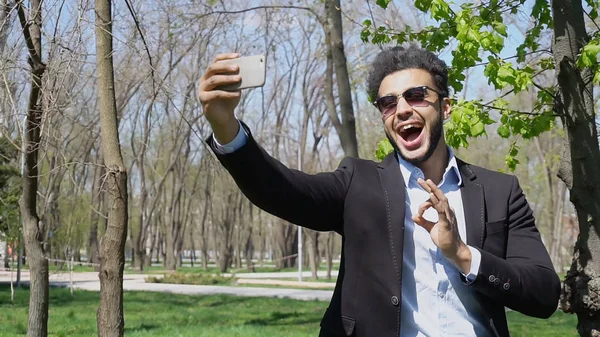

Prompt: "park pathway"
[0,270,334,301]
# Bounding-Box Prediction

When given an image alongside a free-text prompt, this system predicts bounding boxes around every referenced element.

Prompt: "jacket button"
[494,278,501,286]
[503,283,510,290]
[391,296,399,306]
[488,275,495,283]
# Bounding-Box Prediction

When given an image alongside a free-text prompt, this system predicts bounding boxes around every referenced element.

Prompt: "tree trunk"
[326,232,335,280]
[17,1,48,336]
[274,221,297,269]
[95,1,129,336]
[145,216,159,267]
[199,172,211,270]
[552,1,600,336]
[0,0,9,55]
[307,231,319,280]
[88,150,105,269]
[165,226,176,271]
[245,201,255,272]
[550,183,566,270]
[324,0,358,158]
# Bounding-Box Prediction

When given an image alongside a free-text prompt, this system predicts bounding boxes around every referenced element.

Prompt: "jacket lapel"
[377,152,406,282]
[457,159,485,249]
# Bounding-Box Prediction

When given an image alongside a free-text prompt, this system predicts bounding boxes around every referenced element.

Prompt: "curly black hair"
[366,45,450,102]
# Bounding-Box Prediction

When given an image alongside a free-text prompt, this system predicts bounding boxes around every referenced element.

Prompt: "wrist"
[211,118,240,145]
[448,243,472,275]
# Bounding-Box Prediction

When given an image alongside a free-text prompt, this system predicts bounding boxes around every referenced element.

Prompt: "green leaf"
[360,25,371,43]
[376,0,392,9]
[415,0,434,12]
[471,120,485,137]
[430,0,452,20]
[493,22,507,37]
[505,155,519,171]
[505,142,520,171]
[577,42,600,68]
[375,139,394,161]
[497,125,510,138]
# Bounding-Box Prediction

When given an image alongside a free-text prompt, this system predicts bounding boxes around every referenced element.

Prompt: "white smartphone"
[217,54,267,91]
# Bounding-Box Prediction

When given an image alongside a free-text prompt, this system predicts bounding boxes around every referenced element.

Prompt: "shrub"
[146,273,233,286]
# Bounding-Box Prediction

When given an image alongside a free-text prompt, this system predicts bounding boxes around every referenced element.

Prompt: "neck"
[417,140,449,185]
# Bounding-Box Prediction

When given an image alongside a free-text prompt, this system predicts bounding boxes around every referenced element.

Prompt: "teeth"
[402,124,418,130]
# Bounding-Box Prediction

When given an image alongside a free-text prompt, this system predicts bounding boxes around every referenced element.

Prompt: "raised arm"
[198,53,352,234]
[207,125,353,233]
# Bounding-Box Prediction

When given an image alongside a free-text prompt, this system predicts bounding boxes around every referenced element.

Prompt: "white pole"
[10,248,14,302]
[297,147,302,282]
[70,255,74,295]
[16,116,25,288]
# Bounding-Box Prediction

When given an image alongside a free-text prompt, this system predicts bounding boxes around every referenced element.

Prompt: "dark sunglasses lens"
[404,87,426,103]
[377,96,398,112]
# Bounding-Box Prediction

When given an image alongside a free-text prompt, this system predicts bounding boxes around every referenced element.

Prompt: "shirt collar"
[398,147,462,187]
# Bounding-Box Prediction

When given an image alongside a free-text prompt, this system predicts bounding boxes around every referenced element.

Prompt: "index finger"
[417,178,446,203]
[417,178,432,192]
[213,53,240,63]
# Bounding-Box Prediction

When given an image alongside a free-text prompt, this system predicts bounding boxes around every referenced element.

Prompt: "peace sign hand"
[412,178,472,274]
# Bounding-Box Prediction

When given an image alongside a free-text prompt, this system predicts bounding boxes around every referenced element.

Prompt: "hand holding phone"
[197,53,244,144]
[216,54,267,91]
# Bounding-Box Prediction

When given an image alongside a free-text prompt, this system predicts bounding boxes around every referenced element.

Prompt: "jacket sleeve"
[207,123,353,234]
[469,176,561,318]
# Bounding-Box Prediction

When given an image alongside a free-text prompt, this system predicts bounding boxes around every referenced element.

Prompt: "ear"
[441,97,452,121]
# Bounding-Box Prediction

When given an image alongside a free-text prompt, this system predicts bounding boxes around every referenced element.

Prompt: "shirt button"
[391,296,399,306]
[488,275,496,283]
[503,283,510,291]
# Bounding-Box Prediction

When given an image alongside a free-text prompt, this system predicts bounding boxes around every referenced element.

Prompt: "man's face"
[377,68,451,165]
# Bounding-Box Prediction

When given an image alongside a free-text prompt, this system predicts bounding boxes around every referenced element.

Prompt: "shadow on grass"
[246,310,321,326]
[124,322,159,333]
[1,283,326,336]
[204,295,251,308]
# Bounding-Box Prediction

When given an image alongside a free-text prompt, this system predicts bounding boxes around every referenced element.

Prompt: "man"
[198,45,561,337]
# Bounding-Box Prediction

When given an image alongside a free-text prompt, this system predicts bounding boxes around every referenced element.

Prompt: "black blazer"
[208,126,561,337]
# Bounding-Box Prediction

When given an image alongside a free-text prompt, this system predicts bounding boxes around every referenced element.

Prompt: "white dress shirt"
[399,154,492,337]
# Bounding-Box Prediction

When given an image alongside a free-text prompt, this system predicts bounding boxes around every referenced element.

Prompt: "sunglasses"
[373,86,443,116]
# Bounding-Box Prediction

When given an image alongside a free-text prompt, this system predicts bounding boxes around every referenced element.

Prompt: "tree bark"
[89,149,105,270]
[199,166,211,270]
[274,220,298,269]
[326,232,335,280]
[95,1,129,336]
[0,0,10,55]
[324,0,358,158]
[552,1,600,336]
[17,1,48,336]
[550,182,566,269]
[307,231,319,279]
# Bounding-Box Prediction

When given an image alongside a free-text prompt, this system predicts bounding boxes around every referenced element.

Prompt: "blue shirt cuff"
[212,120,248,154]
[462,245,481,284]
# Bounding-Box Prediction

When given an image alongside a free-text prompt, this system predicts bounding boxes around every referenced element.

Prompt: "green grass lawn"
[0,285,577,337]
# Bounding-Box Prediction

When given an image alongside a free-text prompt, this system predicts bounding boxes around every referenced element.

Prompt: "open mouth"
[398,123,425,150]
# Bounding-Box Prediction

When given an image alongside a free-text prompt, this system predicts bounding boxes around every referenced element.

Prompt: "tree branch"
[584,9,600,32]
[479,103,559,117]
[16,0,43,69]
[124,0,155,94]
[189,5,320,23]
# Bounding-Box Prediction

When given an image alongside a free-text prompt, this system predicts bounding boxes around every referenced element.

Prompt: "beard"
[385,110,444,165]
